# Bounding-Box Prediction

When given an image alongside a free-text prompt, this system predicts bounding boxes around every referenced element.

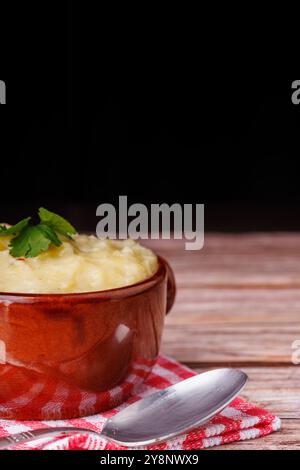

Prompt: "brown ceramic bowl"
[0,256,175,420]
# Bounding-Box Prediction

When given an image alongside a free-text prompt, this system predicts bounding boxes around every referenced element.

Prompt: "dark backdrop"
[1,3,300,231]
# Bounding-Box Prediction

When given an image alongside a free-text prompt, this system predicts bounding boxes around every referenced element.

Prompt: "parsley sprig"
[0,208,77,258]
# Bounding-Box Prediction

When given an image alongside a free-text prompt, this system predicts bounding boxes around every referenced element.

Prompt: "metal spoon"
[0,368,248,449]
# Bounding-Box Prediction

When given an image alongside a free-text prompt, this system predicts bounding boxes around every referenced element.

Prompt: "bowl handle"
[165,259,176,315]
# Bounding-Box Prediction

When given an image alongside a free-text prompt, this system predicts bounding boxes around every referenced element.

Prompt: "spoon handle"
[0,427,99,450]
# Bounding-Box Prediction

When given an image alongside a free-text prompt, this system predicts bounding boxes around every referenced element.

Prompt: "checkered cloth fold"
[0,356,280,450]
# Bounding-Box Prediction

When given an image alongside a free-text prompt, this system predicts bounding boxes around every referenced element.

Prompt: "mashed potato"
[0,235,158,294]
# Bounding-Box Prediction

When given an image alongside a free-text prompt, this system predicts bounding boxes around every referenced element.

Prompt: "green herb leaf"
[9,226,53,258]
[3,208,77,258]
[37,224,62,247]
[0,217,31,237]
[38,207,77,238]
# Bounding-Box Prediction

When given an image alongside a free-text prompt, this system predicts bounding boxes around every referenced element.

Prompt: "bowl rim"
[0,256,167,302]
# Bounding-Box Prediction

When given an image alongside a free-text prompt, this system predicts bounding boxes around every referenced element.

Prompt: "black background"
[1,3,300,231]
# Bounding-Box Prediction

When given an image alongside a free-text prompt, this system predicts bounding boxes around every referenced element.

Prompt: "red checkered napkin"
[0,356,280,450]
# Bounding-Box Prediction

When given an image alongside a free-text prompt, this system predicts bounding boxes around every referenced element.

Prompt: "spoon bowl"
[102,368,248,446]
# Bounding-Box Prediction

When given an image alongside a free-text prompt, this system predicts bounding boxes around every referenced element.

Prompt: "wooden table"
[145,235,300,450]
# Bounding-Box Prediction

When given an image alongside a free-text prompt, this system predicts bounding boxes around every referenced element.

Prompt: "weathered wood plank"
[162,324,299,365]
[148,236,300,365]
[144,233,300,256]
[144,235,300,288]
[169,288,300,324]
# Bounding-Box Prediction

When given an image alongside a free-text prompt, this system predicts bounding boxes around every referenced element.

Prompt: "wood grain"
[143,235,300,449]
[162,323,299,365]
[145,234,300,288]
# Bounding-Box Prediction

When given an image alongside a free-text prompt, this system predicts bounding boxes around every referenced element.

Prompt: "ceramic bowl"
[0,256,175,419]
